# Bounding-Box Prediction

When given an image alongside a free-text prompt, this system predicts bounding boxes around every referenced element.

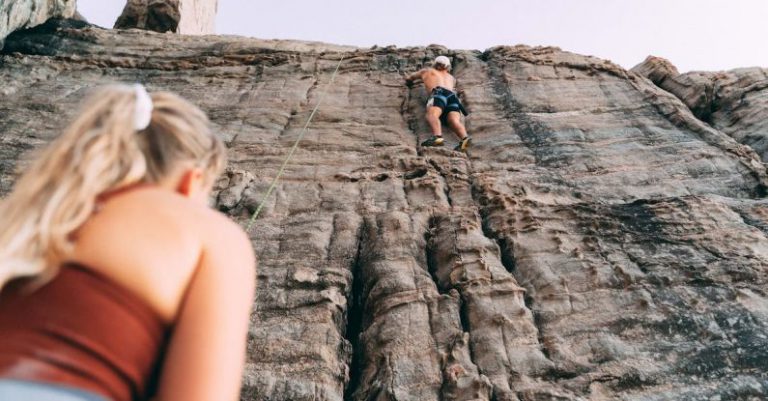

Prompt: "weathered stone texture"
[633,56,768,163]
[0,0,75,48]
[3,19,768,401]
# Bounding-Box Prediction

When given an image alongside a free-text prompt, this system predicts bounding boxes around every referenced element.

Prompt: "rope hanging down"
[245,54,346,232]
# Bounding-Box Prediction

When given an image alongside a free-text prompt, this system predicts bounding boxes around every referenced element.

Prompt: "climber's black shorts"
[426,87,468,120]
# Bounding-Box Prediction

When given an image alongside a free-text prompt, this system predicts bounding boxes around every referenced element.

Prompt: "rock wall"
[3,19,768,401]
[0,0,75,48]
[633,56,768,162]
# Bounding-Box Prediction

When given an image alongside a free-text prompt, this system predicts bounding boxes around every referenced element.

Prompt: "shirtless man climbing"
[405,56,471,151]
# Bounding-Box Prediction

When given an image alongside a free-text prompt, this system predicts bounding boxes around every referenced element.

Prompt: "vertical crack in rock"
[427,206,531,401]
[343,222,366,401]
[422,150,556,400]
[425,215,448,294]
[344,213,445,401]
[479,213,516,275]
[468,172,594,399]
[351,150,495,401]
[457,294,472,342]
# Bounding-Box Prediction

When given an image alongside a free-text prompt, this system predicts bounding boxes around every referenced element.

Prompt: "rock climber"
[405,55,471,151]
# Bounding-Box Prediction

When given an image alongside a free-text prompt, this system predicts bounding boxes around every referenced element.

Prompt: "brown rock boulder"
[630,55,679,86]
[114,0,217,34]
[114,0,180,33]
[631,55,715,119]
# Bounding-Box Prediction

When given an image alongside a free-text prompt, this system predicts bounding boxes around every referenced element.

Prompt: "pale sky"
[78,0,768,73]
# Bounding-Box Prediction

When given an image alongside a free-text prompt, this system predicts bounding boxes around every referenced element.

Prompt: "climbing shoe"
[421,135,444,147]
[454,136,472,152]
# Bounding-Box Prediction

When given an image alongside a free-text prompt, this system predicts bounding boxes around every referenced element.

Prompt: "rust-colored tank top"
[0,263,169,401]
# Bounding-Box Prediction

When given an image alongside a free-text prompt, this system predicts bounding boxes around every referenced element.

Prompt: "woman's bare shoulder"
[117,188,252,255]
[71,186,252,321]
[72,186,249,271]
[100,187,228,227]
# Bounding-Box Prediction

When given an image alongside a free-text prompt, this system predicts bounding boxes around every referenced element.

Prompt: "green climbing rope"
[245,54,346,232]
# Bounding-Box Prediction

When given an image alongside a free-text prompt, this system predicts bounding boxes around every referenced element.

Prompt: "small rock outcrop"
[114,0,180,33]
[114,0,216,34]
[630,55,679,86]
[0,0,76,48]
[3,18,768,401]
[633,56,768,162]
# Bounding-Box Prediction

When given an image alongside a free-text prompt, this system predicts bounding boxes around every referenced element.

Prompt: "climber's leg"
[446,111,471,151]
[421,106,445,146]
[425,106,443,136]
[446,111,467,139]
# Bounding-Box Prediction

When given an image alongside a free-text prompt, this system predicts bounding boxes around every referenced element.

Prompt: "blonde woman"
[0,84,256,401]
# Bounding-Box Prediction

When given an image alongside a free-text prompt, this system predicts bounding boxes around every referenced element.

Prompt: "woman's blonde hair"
[0,84,227,289]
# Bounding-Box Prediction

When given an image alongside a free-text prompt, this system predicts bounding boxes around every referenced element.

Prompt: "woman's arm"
[155,215,256,401]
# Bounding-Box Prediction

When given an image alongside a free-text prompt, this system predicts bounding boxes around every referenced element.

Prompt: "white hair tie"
[132,84,154,131]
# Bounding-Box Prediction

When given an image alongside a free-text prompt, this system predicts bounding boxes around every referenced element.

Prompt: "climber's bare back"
[413,68,456,93]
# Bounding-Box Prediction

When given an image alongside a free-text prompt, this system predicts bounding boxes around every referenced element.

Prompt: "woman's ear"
[176,168,205,198]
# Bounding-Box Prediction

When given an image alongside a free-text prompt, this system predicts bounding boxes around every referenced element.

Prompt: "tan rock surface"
[0,0,75,48]
[3,20,768,401]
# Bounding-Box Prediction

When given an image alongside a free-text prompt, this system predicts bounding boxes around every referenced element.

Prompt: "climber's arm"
[405,69,425,87]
